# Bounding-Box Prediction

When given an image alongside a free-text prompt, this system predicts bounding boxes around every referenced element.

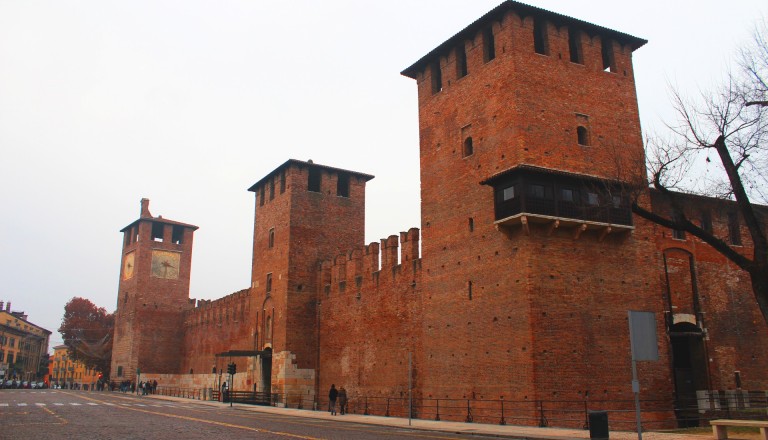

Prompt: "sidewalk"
[145,393,711,440]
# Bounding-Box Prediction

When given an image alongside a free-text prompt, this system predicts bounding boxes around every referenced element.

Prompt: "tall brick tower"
[402,1,671,406]
[111,199,197,381]
[247,159,373,398]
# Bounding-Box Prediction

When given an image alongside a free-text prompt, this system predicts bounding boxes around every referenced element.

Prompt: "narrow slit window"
[266,273,272,294]
[308,168,321,192]
[533,18,549,55]
[268,227,275,249]
[430,62,442,94]
[337,173,350,197]
[728,212,742,245]
[280,171,286,194]
[269,179,275,200]
[601,39,616,72]
[700,210,712,233]
[463,137,474,157]
[568,28,583,64]
[577,126,589,146]
[259,186,265,206]
[456,44,467,78]
[468,280,473,300]
[483,27,495,62]
[468,217,474,232]
[672,213,686,240]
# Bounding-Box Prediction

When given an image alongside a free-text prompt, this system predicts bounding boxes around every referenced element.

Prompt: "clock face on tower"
[123,252,135,280]
[151,250,181,279]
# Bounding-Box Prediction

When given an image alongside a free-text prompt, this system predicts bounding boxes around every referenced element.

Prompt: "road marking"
[18,403,27,406]
[71,393,321,440]
[0,403,8,407]
[35,403,46,406]
[54,403,64,406]
[70,403,81,406]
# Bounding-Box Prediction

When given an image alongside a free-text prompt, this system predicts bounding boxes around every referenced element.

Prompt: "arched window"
[463,137,474,157]
[577,126,589,146]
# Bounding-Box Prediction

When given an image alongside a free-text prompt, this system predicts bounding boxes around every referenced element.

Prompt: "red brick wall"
[317,230,423,405]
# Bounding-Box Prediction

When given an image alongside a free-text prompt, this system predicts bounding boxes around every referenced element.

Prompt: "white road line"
[0,403,8,407]
[18,403,27,406]
[35,403,46,406]
[135,404,147,407]
[54,403,64,406]
[70,403,82,406]
[87,403,99,406]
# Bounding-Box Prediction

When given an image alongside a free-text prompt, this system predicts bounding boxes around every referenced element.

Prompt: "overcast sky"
[1,0,765,349]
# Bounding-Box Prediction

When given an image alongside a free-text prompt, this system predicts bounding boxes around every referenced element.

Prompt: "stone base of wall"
[271,350,316,407]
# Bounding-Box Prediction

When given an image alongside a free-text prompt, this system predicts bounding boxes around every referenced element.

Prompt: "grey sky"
[1,0,765,349]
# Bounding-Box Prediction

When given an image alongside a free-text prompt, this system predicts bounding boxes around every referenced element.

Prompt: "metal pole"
[632,358,642,440]
[408,352,412,426]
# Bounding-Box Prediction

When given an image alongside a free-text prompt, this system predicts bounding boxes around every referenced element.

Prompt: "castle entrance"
[260,347,272,395]
[670,323,708,427]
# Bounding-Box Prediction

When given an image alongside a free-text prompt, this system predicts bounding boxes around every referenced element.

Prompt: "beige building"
[49,345,101,389]
[0,301,51,382]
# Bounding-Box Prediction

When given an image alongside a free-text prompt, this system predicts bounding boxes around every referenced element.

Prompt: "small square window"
[587,193,599,206]
[503,187,515,201]
[561,189,575,202]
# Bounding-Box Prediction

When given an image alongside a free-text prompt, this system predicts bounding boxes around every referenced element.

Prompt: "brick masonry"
[110,1,768,429]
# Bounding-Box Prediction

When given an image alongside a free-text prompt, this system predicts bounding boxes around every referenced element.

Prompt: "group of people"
[109,379,158,394]
[138,379,158,395]
[327,384,347,416]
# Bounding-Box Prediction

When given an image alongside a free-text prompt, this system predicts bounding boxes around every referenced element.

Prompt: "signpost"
[628,311,659,440]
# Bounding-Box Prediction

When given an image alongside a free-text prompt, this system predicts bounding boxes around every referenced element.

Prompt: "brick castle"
[110,1,768,428]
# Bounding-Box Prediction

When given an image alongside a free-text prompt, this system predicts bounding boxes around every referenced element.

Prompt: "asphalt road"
[0,389,501,440]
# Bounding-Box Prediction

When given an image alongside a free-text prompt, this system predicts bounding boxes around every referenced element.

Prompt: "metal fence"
[152,387,768,431]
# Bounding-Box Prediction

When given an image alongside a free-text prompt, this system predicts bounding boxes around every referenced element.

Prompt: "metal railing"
[149,388,768,431]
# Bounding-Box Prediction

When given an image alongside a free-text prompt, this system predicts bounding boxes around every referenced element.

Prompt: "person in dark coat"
[328,384,338,415]
[338,386,348,415]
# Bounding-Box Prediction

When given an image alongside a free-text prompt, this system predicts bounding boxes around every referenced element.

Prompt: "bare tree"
[631,20,768,325]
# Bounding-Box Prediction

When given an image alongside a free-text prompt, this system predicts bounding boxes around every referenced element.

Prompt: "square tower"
[402,1,670,406]
[111,199,197,381]
[247,159,373,397]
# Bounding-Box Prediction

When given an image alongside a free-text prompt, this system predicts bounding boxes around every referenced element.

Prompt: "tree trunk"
[752,269,768,328]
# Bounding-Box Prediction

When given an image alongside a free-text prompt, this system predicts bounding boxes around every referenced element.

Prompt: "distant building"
[0,301,51,382]
[49,345,101,389]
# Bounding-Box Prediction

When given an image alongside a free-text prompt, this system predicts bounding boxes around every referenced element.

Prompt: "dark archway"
[260,347,272,396]
[670,322,709,427]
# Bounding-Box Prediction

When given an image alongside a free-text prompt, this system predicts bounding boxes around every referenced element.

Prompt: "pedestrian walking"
[328,384,338,416]
[338,386,347,415]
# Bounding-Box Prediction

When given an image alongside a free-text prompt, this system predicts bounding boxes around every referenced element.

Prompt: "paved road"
[0,389,502,440]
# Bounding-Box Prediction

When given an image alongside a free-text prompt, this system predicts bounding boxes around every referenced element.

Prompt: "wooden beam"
[598,226,612,242]
[573,224,587,240]
[547,220,560,236]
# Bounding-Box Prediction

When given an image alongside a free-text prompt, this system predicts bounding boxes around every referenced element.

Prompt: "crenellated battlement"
[319,227,421,297]
[184,288,251,328]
